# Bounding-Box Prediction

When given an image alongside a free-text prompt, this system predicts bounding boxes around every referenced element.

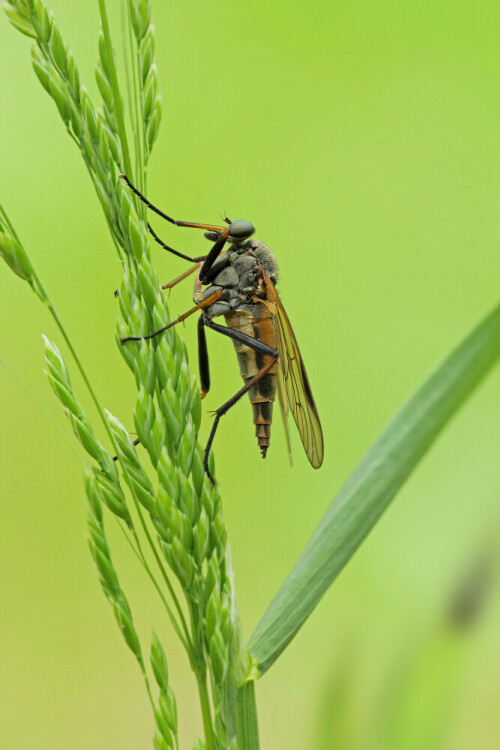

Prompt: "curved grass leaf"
[249,302,500,675]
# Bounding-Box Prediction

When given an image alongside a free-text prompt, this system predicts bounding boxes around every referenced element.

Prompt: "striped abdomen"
[224,306,277,458]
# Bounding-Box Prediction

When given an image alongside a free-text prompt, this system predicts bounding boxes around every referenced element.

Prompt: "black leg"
[198,316,210,399]
[120,174,226,232]
[120,175,230,275]
[149,223,206,263]
[199,251,230,285]
[149,220,228,278]
[204,318,278,355]
[204,355,278,484]
[198,232,229,282]
[201,317,279,484]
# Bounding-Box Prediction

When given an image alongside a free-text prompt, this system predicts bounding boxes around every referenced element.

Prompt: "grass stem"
[195,668,216,750]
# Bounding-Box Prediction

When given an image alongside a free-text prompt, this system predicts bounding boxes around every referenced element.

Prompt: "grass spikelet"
[85,480,145,670]
[127,0,162,163]
[0,206,35,285]
[43,336,131,524]
[151,631,179,748]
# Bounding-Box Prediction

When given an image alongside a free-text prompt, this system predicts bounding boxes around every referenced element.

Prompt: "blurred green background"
[1,1,500,748]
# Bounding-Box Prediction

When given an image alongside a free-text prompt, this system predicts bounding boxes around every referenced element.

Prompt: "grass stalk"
[236,682,260,750]
[0,354,81,461]
[195,669,216,750]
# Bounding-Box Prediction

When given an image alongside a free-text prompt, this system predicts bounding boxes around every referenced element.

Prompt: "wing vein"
[261,268,324,468]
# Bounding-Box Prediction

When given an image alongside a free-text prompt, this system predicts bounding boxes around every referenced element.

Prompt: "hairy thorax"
[195,239,279,319]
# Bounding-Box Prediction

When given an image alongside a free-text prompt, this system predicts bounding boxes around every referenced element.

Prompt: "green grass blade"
[249,302,500,675]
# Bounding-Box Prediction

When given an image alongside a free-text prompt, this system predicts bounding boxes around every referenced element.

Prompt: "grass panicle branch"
[43,336,156,699]
[0,198,190,733]
[84,469,144,667]
[43,335,131,523]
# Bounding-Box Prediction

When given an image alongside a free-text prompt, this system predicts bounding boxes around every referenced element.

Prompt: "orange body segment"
[224,304,278,457]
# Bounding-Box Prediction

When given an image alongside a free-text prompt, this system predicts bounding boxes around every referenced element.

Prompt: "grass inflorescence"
[3,1,248,748]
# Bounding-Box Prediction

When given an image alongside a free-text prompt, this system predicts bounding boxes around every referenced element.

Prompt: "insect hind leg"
[201,317,278,484]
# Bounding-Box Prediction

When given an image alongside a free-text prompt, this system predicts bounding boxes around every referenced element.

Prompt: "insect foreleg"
[149,224,207,263]
[202,318,279,484]
[198,231,229,283]
[120,175,230,277]
[149,219,229,280]
[120,174,227,232]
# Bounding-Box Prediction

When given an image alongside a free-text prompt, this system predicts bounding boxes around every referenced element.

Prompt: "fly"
[120,174,324,484]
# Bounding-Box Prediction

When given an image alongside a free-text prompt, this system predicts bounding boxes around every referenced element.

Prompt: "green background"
[1,1,500,748]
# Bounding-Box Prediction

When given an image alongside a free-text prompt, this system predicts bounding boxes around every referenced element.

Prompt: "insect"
[120,174,324,483]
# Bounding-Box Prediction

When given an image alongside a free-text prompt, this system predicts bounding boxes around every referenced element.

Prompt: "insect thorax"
[197,239,279,320]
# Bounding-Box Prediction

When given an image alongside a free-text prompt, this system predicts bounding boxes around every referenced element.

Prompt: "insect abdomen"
[224,307,277,458]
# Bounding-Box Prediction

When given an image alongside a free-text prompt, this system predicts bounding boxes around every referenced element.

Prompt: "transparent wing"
[276,361,293,466]
[261,268,324,468]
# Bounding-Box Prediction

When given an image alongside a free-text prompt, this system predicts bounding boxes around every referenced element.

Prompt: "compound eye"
[228,220,255,239]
